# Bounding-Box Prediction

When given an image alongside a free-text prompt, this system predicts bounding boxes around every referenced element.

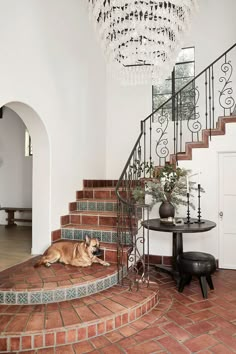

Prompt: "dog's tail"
[34,257,44,268]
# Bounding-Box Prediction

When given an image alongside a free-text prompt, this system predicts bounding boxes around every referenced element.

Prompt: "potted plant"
[132,164,202,219]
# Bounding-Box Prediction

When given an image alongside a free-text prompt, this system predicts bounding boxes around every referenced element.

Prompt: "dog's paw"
[103,261,110,266]
[45,262,51,267]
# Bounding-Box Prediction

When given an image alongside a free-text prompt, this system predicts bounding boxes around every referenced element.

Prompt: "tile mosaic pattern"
[77,200,118,212]
[0,258,126,305]
[61,227,132,244]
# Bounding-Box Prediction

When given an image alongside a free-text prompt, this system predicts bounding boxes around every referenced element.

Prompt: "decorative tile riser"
[0,269,126,306]
[61,228,132,244]
[0,292,158,352]
[76,201,117,212]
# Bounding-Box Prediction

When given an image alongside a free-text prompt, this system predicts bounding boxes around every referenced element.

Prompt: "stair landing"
[0,260,158,353]
[0,257,122,306]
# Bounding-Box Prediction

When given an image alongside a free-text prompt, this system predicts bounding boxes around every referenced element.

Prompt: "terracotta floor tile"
[211,343,235,354]
[118,325,137,337]
[158,335,190,353]
[187,309,215,322]
[75,306,98,322]
[163,322,192,341]
[73,341,94,354]
[125,340,163,354]
[90,335,110,349]
[166,310,193,326]
[184,333,219,352]
[60,308,81,326]
[212,329,236,351]
[100,344,124,354]
[105,331,124,343]
[185,320,216,336]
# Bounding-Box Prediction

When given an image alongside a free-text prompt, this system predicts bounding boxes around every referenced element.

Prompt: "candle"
[186,176,189,193]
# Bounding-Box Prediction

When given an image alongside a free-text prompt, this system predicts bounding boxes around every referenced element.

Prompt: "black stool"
[177,252,216,299]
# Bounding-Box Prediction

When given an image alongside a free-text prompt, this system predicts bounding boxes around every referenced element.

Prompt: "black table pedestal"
[142,218,216,283]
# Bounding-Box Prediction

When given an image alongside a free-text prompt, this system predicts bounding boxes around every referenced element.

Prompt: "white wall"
[0,108,32,224]
[0,0,107,253]
[148,123,236,259]
[105,0,236,179]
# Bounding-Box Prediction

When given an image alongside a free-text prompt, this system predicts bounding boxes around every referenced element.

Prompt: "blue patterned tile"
[79,201,87,211]
[42,292,53,303]
[97,280,104,292]
[17,293,28,304]
[30,292,42,304]
[104,278,111,289]
[105,203,113,212]
[91,231,101,240]
[111,274,118,285]
[88,202,96,211]
[112,232,118,243]
[97,202,105,211]
[74,229,83,240]
[63,229,74,240]
[5,292,16,304]
[88,283,96,295]
[66,288,77,300]
[102,232,111,243]
[77,286,87,297]
[54,289,66,302]
[83,230,92,238]
[0,293,4,304]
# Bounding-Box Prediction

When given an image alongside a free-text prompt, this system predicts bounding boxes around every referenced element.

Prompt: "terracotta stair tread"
[0,257,119,293]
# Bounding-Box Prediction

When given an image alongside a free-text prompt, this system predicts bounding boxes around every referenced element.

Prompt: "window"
[25,130,32,156]
[152,47,195,119]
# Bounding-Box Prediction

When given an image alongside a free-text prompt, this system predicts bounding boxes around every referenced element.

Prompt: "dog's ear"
[85,234,91,246]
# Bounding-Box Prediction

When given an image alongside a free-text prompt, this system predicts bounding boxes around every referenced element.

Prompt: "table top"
[142,218,216,233]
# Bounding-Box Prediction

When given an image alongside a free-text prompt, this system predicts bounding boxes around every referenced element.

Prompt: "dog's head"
[85,235,101,256]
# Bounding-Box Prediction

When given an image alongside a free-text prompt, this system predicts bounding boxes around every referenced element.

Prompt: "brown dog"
[34,235,110,268]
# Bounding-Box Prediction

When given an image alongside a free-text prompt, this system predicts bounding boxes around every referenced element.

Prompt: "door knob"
[219,211,223,218]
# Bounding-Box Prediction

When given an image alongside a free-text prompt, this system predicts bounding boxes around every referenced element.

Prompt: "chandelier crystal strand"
[88,0,198,85]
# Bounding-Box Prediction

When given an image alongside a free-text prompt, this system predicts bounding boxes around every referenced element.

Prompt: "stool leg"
[199,276,208,299]
[206,275,214,290]
[178,274,192,293]
[178,277,186,293]
[186,275,192,285]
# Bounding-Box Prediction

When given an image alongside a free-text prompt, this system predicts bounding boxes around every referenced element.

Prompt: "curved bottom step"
[0,281,159,352]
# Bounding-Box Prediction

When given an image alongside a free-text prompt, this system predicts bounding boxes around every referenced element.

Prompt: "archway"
[4,102,50,255]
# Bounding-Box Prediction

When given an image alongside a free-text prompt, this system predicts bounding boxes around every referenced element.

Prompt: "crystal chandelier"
[88,0,198,85]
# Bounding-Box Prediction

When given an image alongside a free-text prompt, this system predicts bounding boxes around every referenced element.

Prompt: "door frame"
[218,151,236,269]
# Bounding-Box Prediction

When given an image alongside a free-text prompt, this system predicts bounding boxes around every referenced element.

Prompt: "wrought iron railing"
[115,43,236,286]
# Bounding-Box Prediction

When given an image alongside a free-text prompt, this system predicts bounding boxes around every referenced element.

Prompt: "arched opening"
[0,102,50,266]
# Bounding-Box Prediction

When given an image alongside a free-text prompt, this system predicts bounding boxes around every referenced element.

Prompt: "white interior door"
[219,152,236,269]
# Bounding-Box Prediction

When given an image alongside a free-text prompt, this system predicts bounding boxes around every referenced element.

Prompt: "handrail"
[142,42,236,124]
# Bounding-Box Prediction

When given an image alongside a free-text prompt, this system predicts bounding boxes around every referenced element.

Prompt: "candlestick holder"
[185,192,193,224]
[195,183,205,224]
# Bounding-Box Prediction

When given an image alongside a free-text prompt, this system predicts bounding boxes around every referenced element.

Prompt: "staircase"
[0,180,158,352]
